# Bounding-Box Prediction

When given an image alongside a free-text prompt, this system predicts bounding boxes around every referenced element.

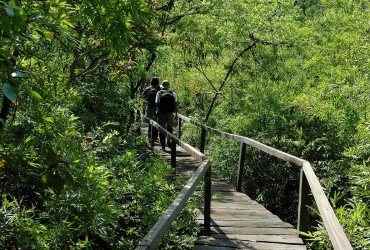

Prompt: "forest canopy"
[0,0,369,249]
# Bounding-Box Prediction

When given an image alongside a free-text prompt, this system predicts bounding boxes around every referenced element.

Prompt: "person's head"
[161,80,170,89]
[150,77,159,86]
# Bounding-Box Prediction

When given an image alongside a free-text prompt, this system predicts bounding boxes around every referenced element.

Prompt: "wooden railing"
[136,117,212,250]
[136,114,352,250]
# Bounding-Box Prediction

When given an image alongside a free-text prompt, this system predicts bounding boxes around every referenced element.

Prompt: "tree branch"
[156,0,175,12]
[165,10,210,26]
[194,65,218,93]
[195,65,236,115]
[204,35,257,122]
[66,50,110,86]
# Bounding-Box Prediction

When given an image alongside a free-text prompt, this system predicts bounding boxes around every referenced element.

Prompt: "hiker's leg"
[146,106,156,139]
[158,112,166,148]
[167,126,173,148]
[166,113,175,147]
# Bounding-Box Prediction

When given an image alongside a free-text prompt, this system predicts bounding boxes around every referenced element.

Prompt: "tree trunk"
[0,96,12,130]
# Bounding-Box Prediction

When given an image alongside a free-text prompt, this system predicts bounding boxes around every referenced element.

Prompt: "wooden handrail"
[302,162,352,250]
[179,114,304,165]
[177,114,352,250]
[136,118,211,250]
[137,114,352,250]
[136,160,210,250]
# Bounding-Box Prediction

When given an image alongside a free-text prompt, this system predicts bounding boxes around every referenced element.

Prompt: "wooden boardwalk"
[152,140,306,250]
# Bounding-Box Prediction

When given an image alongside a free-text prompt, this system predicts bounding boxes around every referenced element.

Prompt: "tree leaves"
[42,168,73,195]
[2,83,17,101]
[5,8,14,17]
[11,71,24,78]
[41,147,74,195]
[23,86,42,99]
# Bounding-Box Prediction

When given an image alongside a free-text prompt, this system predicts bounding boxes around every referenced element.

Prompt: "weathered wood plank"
[195,220,293,228]
[210,234,304,244]
[210,191,251,197]
[209,196,253,202]
[209,185,236,192]
[206,226,298,235]
[196,213,282,222]
[193,246,305,250]
[199,199,258,206]
[196,208,277,216]
[197,202,263,210]
[193,239,306,250]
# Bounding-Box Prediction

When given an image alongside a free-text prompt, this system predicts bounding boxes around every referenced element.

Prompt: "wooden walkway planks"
[144,125,305,249]
[193,175,306,249]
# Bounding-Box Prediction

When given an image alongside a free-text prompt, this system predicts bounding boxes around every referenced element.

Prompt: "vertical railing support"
[204,164,211,233]
[298,166,309,237]
[236,142,246,192]
[200,127,206,153]
[171,140,176,176]
[177,118,182,139]
[200,128,211,233]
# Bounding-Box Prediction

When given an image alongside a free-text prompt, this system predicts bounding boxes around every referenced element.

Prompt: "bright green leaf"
[2,83,17,100]
[24,86,42,99]
[43,117,54,123]
[41,172,49,184]
[8,0,15,10]
[43,31,54,41]
[24,136,33,143]
[29,90,42,99]
[126,151,134,158]
[68,116,79,121]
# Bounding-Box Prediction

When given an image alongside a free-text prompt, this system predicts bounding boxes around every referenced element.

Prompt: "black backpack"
[146,87,158,106]
[159,91,175,113]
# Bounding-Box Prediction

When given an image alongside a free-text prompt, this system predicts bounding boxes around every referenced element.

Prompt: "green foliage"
[2,0,370,248]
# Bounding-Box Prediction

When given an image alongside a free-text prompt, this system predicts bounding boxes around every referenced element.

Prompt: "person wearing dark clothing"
[155,80,178,150]
[142,77,161,147]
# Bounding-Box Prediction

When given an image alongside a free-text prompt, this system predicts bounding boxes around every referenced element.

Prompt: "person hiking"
[155,80,178,150]
[142,77,161,147]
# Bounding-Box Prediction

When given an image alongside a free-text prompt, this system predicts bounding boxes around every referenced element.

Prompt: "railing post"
[204,165,211,233]
[200,128,211,233]
[171,140,176,176]
[236,142,246,192]
[200,127,206,153]
[177,118,182,139]
[298,166,309,236]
